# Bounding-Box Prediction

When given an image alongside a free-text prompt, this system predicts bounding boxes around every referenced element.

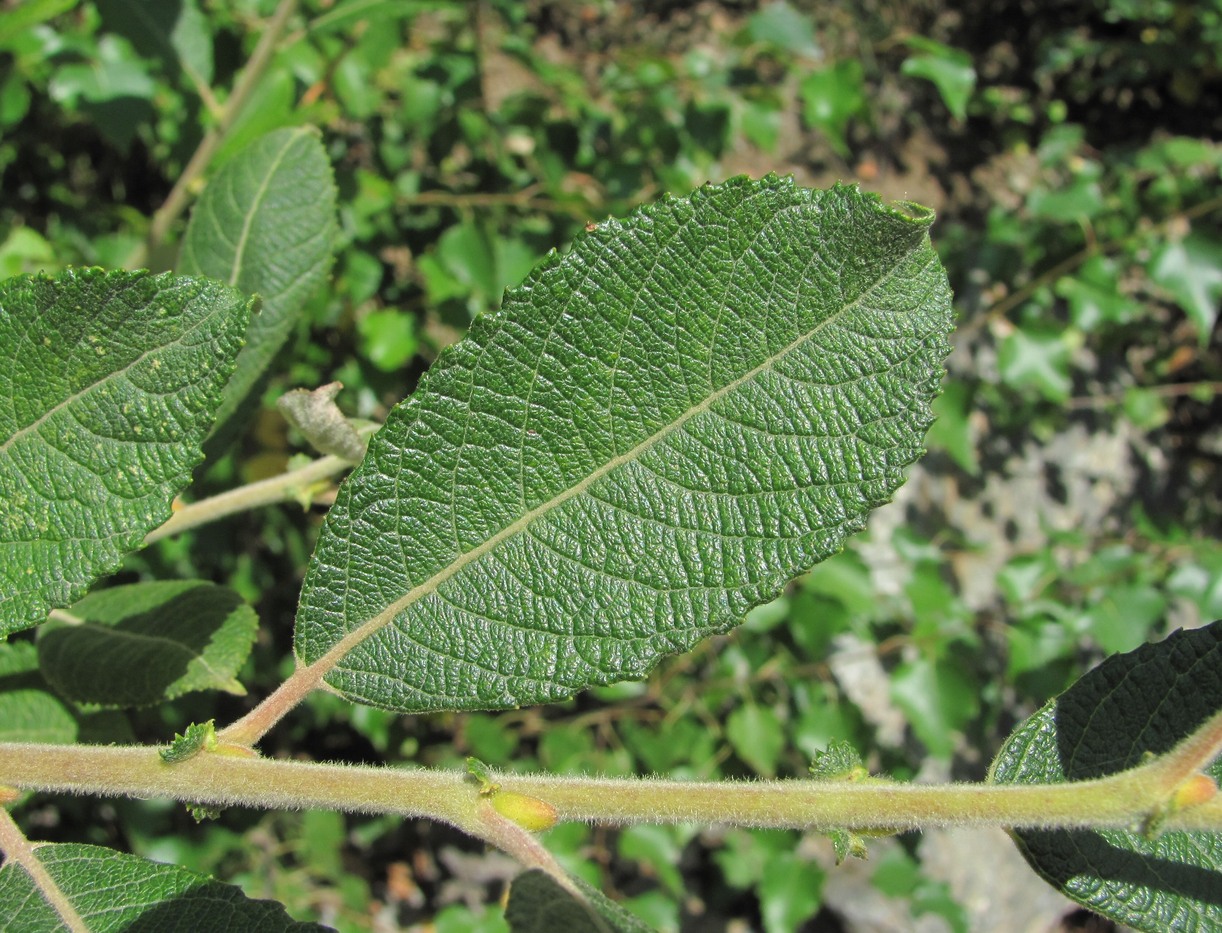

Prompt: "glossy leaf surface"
[296,177,953,713]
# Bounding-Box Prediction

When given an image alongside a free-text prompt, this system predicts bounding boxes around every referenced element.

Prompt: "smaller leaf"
[505,869,653,933]
[1149,232,1222,345]
[808,739,868,782]
[0,642,76,745]
[990,620,1222,933]
[0,269,253,634]
[901,37,976,121]
[160,720,217,764]
[179,127,339,442]
[38,582,257,709]
[277,382,367,461]
[997,327,1072,402]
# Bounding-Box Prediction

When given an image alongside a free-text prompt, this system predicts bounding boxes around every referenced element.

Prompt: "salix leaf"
[0,842,328,931]
[38,581,257,708]
[991,621,1222,933]
[179,126,339,441]
[294,177,953,713]
[0,269,254,634]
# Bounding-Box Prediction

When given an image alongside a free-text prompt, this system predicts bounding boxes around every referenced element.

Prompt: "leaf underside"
[295,176,953,714]
[991,621,1222,933]
[38,580,257,708]
[0,269,253,634]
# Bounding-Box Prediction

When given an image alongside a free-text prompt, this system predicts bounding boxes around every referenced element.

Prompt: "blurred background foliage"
[1,0,1219,930]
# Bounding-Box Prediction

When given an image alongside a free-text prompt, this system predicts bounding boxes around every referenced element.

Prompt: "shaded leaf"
[1149,232,1222,345]
[900,37,976,121]
[179,127,339,440]
[0,642,76,745]
[38,581,257,708]
[0,842,330,932]
[990,621,1222,933]
[294,178,953,714]
[505,869,653,933]
[96,0,214,89]
[0,269,253,634]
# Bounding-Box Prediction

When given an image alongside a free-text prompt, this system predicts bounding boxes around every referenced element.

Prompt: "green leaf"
[1149,232,1222,345]
[900,37,976,121]
[758,851,824,933]
[0,842,329,931]
[295,177,952,714]
[37,581,257,708]
[990,621,1222,933]
[504,869,653,933]
[799,62,866,157]
[0,642,77,745]
[727,702,786,777]
[890,655,978,760]
[0,0,76,50]
[0,269,254,635]
[179,127,339,439]
[96,0,214,89]
[997,327,1072,401]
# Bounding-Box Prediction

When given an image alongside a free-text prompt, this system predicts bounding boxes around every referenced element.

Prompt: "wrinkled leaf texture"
[0,269,252,634]
[295,176,953,713]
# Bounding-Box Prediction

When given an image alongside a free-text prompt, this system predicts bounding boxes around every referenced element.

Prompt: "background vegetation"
[1,0,1219,929]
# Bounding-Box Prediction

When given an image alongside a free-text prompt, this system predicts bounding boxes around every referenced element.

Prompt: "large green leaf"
[295,177,953,713]
[37,581,257,708]
[0,643,76,745]
[0,269,253,635]
[178,127,339,439]
[0,842,329,932]
[990,621,1222,933]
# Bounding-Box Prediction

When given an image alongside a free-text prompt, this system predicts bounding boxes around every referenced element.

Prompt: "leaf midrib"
[310,237,934,679]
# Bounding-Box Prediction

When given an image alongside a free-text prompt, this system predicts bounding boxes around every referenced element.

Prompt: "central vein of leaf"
[305,246,928,685]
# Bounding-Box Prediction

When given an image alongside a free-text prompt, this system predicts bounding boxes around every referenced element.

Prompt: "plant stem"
[126,0,299,269]
[0,734,1217,835]
[0,808,89,933]
[145,450,354,545]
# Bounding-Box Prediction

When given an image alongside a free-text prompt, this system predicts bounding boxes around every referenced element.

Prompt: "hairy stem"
[145,443,369,546]
[0,730,1218,835]
[0,808,90,933]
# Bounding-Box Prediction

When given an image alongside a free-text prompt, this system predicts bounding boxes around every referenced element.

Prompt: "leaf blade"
[295,177,953,713]
[0,269,253,634]
[178,127,339,440]
[37,581,257,708]
[990,621,1222,933]
[0,842,329,932]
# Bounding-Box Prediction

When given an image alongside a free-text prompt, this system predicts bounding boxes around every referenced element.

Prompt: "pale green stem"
[0,726,1218,836]
[0,808,90,933]
[145,451,351,546]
